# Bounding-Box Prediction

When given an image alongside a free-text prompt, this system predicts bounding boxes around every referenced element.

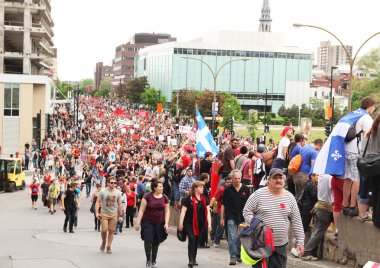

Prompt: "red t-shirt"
[30,183,39,196]
[182,155,191,169]
[126,191,136,207]
[142,193,169,224]
[214,186,225,213]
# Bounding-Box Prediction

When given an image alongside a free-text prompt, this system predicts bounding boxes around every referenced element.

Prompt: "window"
[143,59,146,71]
[4,83,19,116]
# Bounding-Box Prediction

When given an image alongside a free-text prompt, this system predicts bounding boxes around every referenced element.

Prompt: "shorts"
[344,152,360,182]
[49,198,57,206]
[331,176,344,212]
[31,195,38,202]
[100,212,117,232]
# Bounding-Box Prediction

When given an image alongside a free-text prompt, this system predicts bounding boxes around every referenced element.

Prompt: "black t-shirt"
[199,159,212,175]
[222,184,250,223]
[64,189,76,210]
[182,196,209,227]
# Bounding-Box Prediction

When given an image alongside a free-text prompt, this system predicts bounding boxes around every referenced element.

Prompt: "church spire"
[259,0,272,32]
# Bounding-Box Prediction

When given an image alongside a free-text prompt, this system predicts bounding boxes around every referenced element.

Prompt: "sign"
[109,151,116,162]
[324,100,331,120]
[170,139,178,146]
[133,124,140,129]
[158,135,164,141]
[157,103,163,114]
[212,102,219,115]
[301,118,312,138]
[149,127,155,136]
[179,125,192,134]
[216,116,223,122]
[120,128,126,134]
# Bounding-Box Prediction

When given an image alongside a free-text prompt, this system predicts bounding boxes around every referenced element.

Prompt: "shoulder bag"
[357,134,380,177]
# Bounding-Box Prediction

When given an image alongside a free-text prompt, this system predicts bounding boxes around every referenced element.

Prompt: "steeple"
[259,0,272,32]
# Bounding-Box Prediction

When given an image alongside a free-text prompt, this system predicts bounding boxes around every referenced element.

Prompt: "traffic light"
[213,122,219,137]
[228,117,234,134]
[47,114,53,137]
[325,121,332,137]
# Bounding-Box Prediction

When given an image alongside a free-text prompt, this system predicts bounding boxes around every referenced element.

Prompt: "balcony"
[39,38,54,56]
[4,51,24,59]
[4,21,24,32]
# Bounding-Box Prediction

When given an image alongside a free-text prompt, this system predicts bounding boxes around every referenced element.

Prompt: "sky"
[52,0,380,81]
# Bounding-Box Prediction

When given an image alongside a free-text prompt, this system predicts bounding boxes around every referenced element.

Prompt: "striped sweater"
[243,187,305,246]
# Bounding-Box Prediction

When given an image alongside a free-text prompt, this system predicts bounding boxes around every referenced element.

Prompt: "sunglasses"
[109,182,117,184]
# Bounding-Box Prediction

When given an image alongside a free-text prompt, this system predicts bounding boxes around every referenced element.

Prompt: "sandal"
[358,215,371,222]
[301,255,318,261]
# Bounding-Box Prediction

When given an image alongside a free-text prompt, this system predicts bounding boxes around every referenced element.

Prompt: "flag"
[196,108,219,158]
[313,108,367,176]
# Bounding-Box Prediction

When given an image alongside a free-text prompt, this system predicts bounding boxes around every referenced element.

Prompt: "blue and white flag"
[196,108,219,158]
[313,108,368,176]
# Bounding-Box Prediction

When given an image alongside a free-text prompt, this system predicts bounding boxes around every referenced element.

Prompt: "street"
[0,175,230,268]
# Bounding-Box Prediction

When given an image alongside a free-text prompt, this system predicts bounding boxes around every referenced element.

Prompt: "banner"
[179,125,192,134]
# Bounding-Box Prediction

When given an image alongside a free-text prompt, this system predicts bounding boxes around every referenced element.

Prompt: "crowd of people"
[22,95,380,268]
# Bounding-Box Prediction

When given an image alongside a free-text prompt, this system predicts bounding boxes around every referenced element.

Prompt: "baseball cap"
[269,168,284,177]
[257,144,265,153]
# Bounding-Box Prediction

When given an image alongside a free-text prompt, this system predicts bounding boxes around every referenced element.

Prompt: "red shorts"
[331,176,344,212]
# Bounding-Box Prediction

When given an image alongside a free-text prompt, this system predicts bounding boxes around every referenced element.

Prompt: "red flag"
[113,109,125,115]
[98,111,104,118]
[132,134,140,141]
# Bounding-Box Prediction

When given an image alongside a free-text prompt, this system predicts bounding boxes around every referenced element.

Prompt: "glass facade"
[4,83,20,116]
[136,46,312,113]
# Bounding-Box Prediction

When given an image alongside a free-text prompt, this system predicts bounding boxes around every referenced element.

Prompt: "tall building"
[259,0,272,32]
[112,33,176,88]
[94,62,113,90]
[317,41,353,74]
[0,0,56,155]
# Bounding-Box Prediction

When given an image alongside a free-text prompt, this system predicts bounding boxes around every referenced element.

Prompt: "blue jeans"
[172,181,180,202]
[227,220,241,259]
[214,213,225,245]
[358,175,369,204]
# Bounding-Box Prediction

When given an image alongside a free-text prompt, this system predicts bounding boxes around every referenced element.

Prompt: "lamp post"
[182,56,250,132]
[330,66,338,130]
[293,23,380,112]
[264,88,268,132]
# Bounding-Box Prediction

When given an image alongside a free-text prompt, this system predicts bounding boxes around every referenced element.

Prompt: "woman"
[125,184,137,228]
[178,181,212,268]
[90,183,102,231]
[135,180,170,268]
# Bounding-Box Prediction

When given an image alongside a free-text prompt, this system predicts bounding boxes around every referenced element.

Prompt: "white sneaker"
[291,247,300,258]
[213,243,219,248]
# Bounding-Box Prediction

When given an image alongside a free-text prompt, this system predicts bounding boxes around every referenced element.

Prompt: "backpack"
[240,218,275,266]
[254,157,266,179]
[288,154,302,173]
[263,147,278,169]
[345,120,363,142]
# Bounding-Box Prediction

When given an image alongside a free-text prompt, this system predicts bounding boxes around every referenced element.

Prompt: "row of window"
[174,48,311,60]
[4,83,20,116]
[122,56,135,61]
[230,93,285,101]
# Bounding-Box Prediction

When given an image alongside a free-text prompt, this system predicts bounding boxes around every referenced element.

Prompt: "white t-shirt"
[276,137,290,160]
[345,114,373,153]
[318,174,333,205]
[152,166,160,179]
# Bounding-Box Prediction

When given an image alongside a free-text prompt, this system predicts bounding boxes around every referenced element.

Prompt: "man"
[243,168,305,268]
[179,167,195,202]
[293,138,323,199]
[199,152,213,176]
[221,138,240,182]
[62,183,78,233]
[210,175,232,247]
[47,179,60,215]
[287,134,306,195]
[220,169,250,265]
[181,148,193,169]
[253,144,267,189]
[272,126,293,169]
[95,176,123,254]
[234,146,248,170]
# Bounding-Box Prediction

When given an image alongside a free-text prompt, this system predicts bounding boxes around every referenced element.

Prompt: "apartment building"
[112,33,176,88]
[0,0,56,155]
[317,41,352,74]
[94,62,113,90]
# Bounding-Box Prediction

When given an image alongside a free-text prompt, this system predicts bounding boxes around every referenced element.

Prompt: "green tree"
[221,95,242,128]
[115,78,128,99]
[56,79,74,100]
[357,46,380,74]
[171,89,200,117]
[141,87,167,110]
[126,76,149,103]
[79,78,94,93]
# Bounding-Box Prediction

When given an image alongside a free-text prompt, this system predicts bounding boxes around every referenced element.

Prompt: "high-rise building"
[317,41,352,74]
[0,0,56,155]
[112,33,176,88]
[94,62,113,90]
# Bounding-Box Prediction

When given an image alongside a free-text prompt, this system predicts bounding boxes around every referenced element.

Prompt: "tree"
[115,78,128,99]
[197,90,228,118]
[357,46,380,74]
[126,76,149,103]
[79,78,94,93]
[221,95,242,128]
[171,89,200,117]
[141,87,167,110]
[56,79,73,100]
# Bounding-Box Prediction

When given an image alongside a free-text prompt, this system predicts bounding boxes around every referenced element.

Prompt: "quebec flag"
[196,108,219,158]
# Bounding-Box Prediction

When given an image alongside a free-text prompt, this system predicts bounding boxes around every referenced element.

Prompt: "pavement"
[0,172,344,268]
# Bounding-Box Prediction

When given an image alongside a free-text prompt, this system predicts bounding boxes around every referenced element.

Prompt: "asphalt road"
[0,175,231,268]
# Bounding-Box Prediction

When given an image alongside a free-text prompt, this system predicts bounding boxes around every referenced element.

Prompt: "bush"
[270,117,284,125]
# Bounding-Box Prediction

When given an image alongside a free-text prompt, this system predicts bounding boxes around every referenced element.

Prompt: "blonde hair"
[189,181,205,196]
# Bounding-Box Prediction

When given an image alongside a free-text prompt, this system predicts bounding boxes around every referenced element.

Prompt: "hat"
[280,125,294,137]
[257,144,265,153]
[269,168,284,177]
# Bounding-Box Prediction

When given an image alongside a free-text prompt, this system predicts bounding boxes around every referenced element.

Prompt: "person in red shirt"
[29,178,40,210]
[210,176,232,247]
[181,149,192,169]
[125,184,136,228]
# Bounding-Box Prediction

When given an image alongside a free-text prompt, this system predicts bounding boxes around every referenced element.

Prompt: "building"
[94,62,113,90]
[0,0,56,156]
[317,41,353,74]
[112,33,176,88]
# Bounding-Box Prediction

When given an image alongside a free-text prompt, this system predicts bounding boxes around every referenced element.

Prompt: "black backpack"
[345,121,363,142]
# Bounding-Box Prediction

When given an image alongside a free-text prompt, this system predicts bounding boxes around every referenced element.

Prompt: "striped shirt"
[243,187,305,246]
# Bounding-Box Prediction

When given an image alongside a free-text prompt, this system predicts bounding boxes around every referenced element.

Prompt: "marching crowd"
[23,96,380,268]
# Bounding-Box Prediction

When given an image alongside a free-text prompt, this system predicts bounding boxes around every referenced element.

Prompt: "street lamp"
[330,66,338,130]
[293,23,380,112]
[181,56,250,132]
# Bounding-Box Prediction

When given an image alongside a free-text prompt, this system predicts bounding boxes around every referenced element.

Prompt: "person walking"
[221,138,240,182]
[62,182,78,233]
[95,176,123,254]
[220,169,250,265]
[125,183,136,228]
[135,180,170,268]
[29,178,40,210]
[178,180,212,268]
[90,183,102,231]
[179,167,195,202]
[243,168,305,268]
[47,179,60,214]
[272,126,293,169]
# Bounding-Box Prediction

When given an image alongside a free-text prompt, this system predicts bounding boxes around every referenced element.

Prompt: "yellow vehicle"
[0,158,26,192]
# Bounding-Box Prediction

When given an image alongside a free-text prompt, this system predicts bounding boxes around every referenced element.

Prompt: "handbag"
[357,134,380,177]
[177,228,186,242]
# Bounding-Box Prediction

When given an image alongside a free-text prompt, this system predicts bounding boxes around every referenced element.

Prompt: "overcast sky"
[52,0,380,81]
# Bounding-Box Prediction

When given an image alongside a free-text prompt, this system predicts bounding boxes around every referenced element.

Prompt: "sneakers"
[291,247,301,258]
[213,243,219,248]
[146,261,151,268]
[301,255,318,261]
[151,261,157,268]
[236,257,242,263]
[359,215,371,222]
[229,258,236,265]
